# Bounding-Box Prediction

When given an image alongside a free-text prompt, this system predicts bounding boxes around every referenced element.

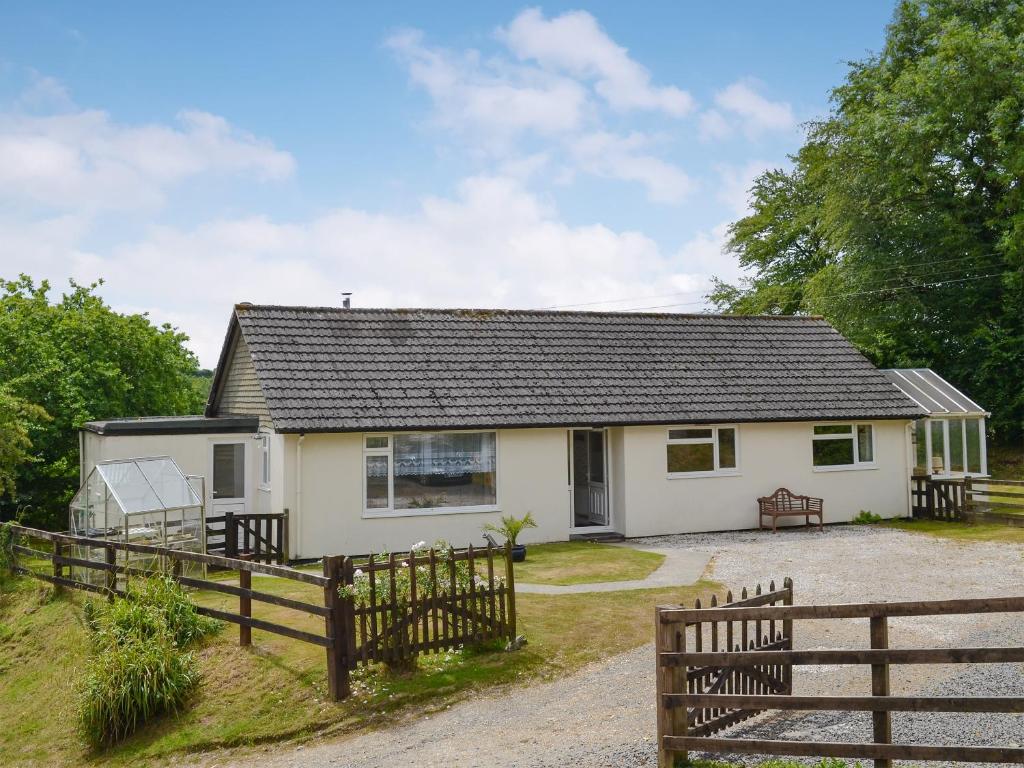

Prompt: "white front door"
[569,429,611,530]
[210,440,248,516]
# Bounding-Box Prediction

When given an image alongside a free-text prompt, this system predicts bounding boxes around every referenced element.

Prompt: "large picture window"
[667,426,738,477]
[363,432,498,515]
[812,424,875,469]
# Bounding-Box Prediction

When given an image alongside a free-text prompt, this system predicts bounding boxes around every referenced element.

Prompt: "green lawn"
[0,568,718,767]
[885,517,1024,544]
[513,541,665,585]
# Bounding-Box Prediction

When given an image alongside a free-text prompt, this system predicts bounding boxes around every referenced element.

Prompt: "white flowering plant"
[337,540,504,606]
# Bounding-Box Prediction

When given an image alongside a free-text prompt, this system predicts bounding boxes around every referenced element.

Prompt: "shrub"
[482,512,538,547]
[77,575,219,746]
[852,510,883,525]
[0,522,12,573]
[77,634,198,746]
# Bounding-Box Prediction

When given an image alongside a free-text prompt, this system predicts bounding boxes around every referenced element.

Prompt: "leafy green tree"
[0,276,206,529]
[714,0,1024,441]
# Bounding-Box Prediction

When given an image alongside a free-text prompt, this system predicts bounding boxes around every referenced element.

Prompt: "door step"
[570,531,625,543]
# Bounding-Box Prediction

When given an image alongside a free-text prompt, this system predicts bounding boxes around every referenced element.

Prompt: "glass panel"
[365,435,389,449]
[930,420,946,474]
[856,425,873,463]
[813,437,855,466]
[914,420,928,473]
[717,428,737,469]
[212,443,245,499]
[669,428,713,440]
[588,432,605,483]
[948,419,964,473]
[97,461,163,514]
[667,443,714,473]
[393,432,497,509]
[137,457,201,509]
[965,418,982,474]
[365,455,390,509]
[814,424,853,435]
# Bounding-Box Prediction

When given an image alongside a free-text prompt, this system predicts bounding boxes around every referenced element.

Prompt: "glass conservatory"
[69,456,206,584]
[883,369,989,477]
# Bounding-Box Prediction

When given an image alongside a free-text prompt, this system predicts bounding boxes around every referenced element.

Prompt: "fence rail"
[4,524,517,701]
[655,586,1024,767]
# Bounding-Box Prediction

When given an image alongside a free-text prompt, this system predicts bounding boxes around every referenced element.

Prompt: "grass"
[884,517,1024,544]
[0,568,719,767]
[513,541,665,585]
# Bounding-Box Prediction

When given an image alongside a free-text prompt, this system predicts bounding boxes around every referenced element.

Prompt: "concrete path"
[514,543,711,594]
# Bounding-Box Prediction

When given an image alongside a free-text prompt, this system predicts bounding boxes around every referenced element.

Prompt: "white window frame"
[811,422,877,472]
[923,416,988,477]
[362,430,500,518]
[666,425,741,479]
[258,432,271,490]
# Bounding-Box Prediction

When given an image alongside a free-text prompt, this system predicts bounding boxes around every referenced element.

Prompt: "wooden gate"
[206,510,288,564]
[657,579,793,756]
[656,590,1024,767]
[910,475,966,520]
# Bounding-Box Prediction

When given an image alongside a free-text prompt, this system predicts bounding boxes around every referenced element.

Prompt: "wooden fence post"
[52,541,64,594]
[504,540,517,641]
[224,511,236,558]
[783,576,794,695]
[239,566,252,647]
[322,555,350,701]
[656,610,686,768]
[870,614,892,768]
[280,508,289,565]
[105,544,117,598]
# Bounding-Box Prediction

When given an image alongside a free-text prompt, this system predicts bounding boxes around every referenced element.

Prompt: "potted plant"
[483,512,537,562]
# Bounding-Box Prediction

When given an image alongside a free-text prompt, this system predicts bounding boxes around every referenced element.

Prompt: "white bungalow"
[81,305,931,558]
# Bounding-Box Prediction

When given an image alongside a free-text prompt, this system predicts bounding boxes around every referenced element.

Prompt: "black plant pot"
[511,544,527,563]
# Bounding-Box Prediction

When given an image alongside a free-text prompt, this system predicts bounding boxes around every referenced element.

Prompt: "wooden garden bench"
[758,487,823,532]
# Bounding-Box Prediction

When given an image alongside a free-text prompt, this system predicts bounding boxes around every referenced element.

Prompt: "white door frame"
[568,428,614,533]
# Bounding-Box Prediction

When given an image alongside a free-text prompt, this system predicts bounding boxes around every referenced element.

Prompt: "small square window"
[365,435,389,449]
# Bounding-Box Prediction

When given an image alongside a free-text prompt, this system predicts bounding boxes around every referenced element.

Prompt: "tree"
[0,276,206,528]
[714,0,1024,441]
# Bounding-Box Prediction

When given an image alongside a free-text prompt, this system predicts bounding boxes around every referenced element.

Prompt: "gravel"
[196,526,1024,768]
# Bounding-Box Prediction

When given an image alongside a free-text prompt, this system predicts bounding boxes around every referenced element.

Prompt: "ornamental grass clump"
[77,575,221,747]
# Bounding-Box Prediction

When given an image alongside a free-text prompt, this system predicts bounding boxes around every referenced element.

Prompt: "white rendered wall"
[618,420,911,537]
[289,428,571,558]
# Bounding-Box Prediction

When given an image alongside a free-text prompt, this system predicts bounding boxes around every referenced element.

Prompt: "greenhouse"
[69,456,206,584]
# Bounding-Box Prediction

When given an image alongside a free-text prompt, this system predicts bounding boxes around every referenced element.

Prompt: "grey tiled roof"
[224,305,925,432]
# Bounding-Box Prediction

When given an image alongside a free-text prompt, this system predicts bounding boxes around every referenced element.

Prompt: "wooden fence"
[912,475,1024,524]
[4,524,517,701]
[656,589,1024,767]
[205,510,288,564]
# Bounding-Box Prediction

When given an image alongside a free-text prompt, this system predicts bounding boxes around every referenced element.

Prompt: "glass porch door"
[570,429,610,528]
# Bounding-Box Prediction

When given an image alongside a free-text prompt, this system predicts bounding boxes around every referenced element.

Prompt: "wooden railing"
[3,524,517,701]
[205,510,288,564]
[911,475,1024,525]
[655,590,1024,767]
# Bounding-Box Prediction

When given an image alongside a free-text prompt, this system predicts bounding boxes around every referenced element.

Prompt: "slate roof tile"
[221,305,925,431]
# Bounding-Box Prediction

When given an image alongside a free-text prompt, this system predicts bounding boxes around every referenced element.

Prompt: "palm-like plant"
[482,512,538,547]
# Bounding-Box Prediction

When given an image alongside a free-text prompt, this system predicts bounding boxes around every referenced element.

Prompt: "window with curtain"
[363,432,497,513]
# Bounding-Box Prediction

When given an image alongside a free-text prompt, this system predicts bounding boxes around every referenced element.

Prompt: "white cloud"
[386,29,588,142]
[700,80,796,141]
[499,9,694,117]
[0,104,295,211]
[569,132,693,203]
[5,174,715,364]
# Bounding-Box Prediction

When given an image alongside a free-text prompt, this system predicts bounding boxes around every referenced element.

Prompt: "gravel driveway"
[199,526,1024,768]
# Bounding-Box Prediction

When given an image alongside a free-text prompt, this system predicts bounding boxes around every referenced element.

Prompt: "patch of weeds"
[851,510,882,525]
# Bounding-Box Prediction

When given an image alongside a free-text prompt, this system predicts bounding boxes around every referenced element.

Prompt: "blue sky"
[0,2,895,365]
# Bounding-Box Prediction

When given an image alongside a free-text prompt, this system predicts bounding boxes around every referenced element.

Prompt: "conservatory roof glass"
[881,369,988,417]
[79,457,201,515]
